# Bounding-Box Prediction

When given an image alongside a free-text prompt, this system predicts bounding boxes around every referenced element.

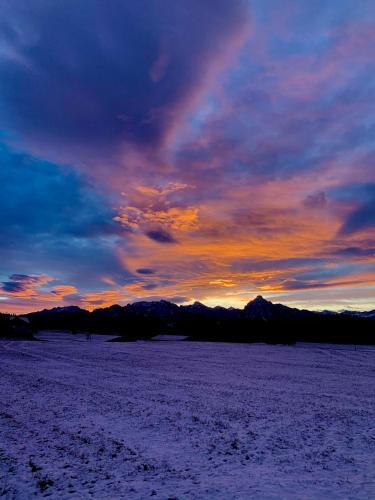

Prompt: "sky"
[1,0,375,314]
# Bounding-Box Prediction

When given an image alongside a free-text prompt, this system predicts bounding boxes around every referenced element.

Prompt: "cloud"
[136,268,156,275]
[335,184,375,235]
[2,281,25,293]
[303,191,327,209]
[1,274,53,295]
[168,296,190,304]
[9,274,44,285]
[142,283,158,291]
[0,144,132,290]
[145,229,177,244]
[115,205,199,232]
[0,0,250,163]
[231,258,327,273]
[340,199,375,235]
[0,144,121,239]
[332,246,375,258]
[278,280,333,291]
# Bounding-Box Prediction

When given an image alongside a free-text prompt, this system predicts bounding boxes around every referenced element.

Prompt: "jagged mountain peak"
[249,295,271,305]
[244,295,304,321]
[192,301,209,309]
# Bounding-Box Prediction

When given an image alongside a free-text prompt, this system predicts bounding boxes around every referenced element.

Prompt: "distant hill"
[341,309,375,320]
[27,306,90,332]
[24,296,375,345]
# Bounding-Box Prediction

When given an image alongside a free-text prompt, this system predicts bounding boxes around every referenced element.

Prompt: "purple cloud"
[145,229,177,244]
[0,0,250,163]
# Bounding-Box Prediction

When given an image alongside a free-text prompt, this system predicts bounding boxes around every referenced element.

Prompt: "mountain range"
[22,296,374,345]
[26,295,375,322]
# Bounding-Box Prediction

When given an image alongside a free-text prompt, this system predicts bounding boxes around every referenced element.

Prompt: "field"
[1,332,375,499]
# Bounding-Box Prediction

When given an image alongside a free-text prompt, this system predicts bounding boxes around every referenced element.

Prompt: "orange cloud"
[115,205,200,232]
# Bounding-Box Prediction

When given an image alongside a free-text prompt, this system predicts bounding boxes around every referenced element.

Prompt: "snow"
[151,334,189,341]
[1,334,375,499]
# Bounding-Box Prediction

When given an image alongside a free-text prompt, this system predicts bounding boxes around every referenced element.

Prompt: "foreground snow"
[1,334,374,499]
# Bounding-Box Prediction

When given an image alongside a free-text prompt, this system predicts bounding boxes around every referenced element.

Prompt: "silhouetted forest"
[0,313,35,339]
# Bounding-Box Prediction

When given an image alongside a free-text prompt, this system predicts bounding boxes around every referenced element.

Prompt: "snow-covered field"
[1,333,375,499]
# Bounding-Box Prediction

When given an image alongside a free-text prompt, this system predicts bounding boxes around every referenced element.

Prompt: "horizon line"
[2,295,374,316]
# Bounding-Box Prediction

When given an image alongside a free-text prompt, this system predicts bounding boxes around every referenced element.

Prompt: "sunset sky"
[1,0,375,313]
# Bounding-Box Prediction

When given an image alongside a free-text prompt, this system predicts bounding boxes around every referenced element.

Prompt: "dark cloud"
[0,144,132,289]
[1,281,25,293]
[1,273,48,293]
[340,199,375,235]
[145,229,177,244]
[336,184,375,235]
[9,274,41,284]
[332,247,375,257]
[136,268,156,275]
[293,265,353,282]
[0,0,250,158]
[280,280,332,290]
[303,191,327,209]
[0,144,121,240]
[142,283,158,291]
